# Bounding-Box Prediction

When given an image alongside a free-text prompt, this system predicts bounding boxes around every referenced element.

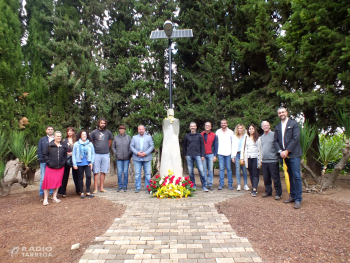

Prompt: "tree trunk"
[321,145,350,190]
[300,159,318,184]
[0,161,21,197]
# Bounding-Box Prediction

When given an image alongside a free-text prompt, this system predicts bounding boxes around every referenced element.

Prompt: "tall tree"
[0,0,24,134]
[268,0,350,175]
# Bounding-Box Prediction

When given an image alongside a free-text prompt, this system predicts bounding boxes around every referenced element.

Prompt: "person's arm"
[274,127,282,153]
[72,143,78,169]
[130,136,138,155]
[111,137,117,155]
[199,135,205,160]
[285,122,300,154]
[183,135,187,156]
[90,144,95,168]
[144,136,154,156]
[42,144,50,165]
[108,131,113,148]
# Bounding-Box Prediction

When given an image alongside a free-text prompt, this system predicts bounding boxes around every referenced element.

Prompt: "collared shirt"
[215,128,234,156]
[47,135,54,143]
[139,135,144,161]
[238,137,244,152]
[281,117,289,149]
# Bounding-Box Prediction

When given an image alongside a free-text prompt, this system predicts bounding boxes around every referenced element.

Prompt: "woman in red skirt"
[42,131,68,206]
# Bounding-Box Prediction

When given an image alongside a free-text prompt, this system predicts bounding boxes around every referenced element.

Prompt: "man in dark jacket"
[37,126,54,198]
[112,125,132,192]
[183,122,207,191]
[274,107,303,209]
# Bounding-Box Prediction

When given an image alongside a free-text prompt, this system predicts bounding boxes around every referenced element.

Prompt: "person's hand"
[89,164,93,170]
[137,151,143,157]
[67,152,72,156]
[213,156,217,162]
[201,157,205,161]
[73,166,78,170]
[280,150,289,159]
[232,158,235,163]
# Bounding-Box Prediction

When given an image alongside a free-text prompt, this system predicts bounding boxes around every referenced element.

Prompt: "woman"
[241,124,262,197]
[112,125,132,192]
[72,131,95,199]
[42,131,68,206]
[231,124,249,191]
[58,127,79,197]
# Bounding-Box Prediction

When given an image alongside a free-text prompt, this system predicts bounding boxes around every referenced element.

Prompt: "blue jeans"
[186,156,206,189]
[202,154,214,187]
[133,160,151,190]
[284,157,303,203]
[39,163,53,196]
[218,155,233,187]
[235,152,248,186]
[117,160,130,188]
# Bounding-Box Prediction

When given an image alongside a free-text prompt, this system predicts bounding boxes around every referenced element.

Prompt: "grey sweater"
[261,131,278,163]
[112,134,132,160]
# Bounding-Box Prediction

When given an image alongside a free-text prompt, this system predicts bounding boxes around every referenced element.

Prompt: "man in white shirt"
[215,119,234,190]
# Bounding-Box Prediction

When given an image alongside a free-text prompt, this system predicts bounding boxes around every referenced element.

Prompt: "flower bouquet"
[147,170,196,199]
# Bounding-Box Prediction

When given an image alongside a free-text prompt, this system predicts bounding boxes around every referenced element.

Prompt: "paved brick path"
[79,187,262,263]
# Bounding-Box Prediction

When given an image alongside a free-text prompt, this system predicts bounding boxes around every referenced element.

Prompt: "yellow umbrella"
[283,159,290,194]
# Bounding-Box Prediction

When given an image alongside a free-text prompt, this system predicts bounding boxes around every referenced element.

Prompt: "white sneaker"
[244,185,250,191]
[237,185,241,191]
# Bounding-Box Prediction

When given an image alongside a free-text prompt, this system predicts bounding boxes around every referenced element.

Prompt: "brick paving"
[78,187,262,263]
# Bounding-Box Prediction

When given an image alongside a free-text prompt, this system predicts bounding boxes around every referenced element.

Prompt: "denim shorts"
[93,153,110,174]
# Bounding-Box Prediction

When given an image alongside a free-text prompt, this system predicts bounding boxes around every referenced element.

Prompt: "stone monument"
[159,109,183,179]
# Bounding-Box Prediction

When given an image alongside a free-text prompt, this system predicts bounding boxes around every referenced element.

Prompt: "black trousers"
[77,165,92,193]
[262,162,282,196]
[58,164,79,195]
[248,158,260,190]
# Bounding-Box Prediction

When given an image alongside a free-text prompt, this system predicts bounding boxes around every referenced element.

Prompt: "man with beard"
[90,118,113,193]
[216,119,234,190]
[274,107,303,209]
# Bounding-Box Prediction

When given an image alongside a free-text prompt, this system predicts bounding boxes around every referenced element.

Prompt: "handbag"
[240,136,247,166]
[66,155,73,166]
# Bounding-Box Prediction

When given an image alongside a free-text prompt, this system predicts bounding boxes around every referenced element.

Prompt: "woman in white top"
[241,124,261,197]
[231,124,249,191]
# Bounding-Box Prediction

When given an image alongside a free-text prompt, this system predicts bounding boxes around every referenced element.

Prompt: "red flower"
[162,183,166,186]
[182,184,186,187]
[188,181,192,184]
[147,185,150,188]
[155,175,159,178]
[148,188,151,192]
[190,183,194,188]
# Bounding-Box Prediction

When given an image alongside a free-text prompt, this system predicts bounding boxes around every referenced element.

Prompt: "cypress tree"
[0,0,24,133]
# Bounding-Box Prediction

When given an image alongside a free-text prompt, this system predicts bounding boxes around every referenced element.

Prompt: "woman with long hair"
[42,131,68,205]
[58,127,79,197]
[231,124,250,191]
[241,124,261,197]
[72,131,95,199]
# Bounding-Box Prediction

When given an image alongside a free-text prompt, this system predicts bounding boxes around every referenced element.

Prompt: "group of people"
[183,107,303,209]
[38,106,303,209]
[37,119,155,206]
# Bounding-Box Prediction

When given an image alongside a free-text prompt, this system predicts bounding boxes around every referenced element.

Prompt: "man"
[37,126,54,198]
[260,121,282,200]
[274,107,303,209]
[201,122,218,190]
[112,125,132,192]
[90,118,114,193]
[130,125,154,193]
[183,122,207,191]
[216,119,234,190]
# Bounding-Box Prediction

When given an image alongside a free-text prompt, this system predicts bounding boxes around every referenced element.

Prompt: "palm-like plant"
[0,131,9,158]
[8,131,26,159]
[22,146,38,167]
[334,108,350,151]
[299,121,318,185]
[318,134,343,168]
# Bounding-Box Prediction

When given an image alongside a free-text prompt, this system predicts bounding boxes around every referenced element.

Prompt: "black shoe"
[251,191,257,197]
[294,202,302,209]
[123,188,127,192]
[262,193,272,198]
[117,188,122,192]
[208,186,214,191]
[86,194,94,198]
[284,198,295,204]
[80,194,85,199]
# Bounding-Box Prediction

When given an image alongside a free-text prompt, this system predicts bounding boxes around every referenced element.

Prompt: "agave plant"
[8,131,26,159]
[0,131,9,158]
[334,108,350,150]
[318,134,344,168]
[0,159,6,181]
